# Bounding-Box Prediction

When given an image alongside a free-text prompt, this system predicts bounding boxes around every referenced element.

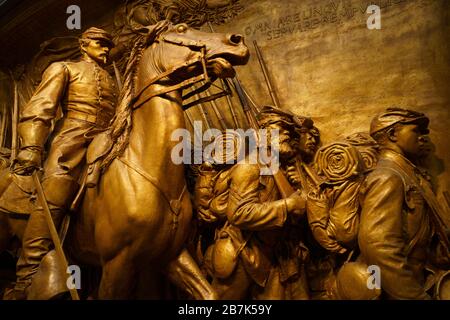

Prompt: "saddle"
[85,130,113,188]
[0,149,35,216]
[70,130,113,211]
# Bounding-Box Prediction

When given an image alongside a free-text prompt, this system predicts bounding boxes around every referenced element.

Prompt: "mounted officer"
[12,27,117,299]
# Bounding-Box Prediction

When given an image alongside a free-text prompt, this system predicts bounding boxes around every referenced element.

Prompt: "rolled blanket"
[314,142,364,183]
[210,131,244,165]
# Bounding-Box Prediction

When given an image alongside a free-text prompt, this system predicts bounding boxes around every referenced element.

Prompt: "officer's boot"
[14,175,78,300]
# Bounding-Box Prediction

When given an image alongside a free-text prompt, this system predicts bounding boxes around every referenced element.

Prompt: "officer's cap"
[80,27,114,48]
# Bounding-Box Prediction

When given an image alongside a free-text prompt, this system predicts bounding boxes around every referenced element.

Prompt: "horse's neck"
[118,44,188,197]
[122,90,187,189]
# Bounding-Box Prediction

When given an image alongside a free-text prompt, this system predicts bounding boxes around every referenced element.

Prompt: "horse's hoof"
[203,291,219,300]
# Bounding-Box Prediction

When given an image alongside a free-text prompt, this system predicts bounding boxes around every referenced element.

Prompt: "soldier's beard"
[298,147,316,162]
[279,142,295,160]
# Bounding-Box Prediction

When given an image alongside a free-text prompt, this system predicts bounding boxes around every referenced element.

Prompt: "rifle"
[206,88,227,130]
[222,79,240,128]
[232,77,259,130]
[253,40,280,108]
[417,176,450,252]
[194,92,212,131]
[207,23,294,198]
[252,41,324,193]
[242,85,261,114]
[232,77,295,198]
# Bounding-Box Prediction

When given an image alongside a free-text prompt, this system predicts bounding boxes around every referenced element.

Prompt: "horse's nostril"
[229,34,243,45]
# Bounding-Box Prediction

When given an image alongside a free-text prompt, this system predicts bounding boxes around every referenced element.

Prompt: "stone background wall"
[208,0,450,204]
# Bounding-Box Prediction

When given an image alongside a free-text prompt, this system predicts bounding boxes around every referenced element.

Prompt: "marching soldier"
[356,107,450,299]
[195,106,310,299]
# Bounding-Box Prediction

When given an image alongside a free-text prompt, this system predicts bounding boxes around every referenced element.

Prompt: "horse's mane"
[101,20,171,170]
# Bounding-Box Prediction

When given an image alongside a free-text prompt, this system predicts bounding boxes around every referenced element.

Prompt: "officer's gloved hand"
[285,190,307,217]
[13,147,41,175]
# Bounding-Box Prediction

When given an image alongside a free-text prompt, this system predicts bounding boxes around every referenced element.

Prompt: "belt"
[66,110,113,128]
[66,110,97,124]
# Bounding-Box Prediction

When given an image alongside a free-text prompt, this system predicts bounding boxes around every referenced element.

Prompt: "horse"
[0,21,249,299]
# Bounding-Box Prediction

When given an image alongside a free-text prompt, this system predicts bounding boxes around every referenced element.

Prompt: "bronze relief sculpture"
[0,0,449,301]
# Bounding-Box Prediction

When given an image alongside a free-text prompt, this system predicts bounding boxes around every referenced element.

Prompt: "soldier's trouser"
[212,259,310,300]
[253,264,310,300]
[15,118,93,296]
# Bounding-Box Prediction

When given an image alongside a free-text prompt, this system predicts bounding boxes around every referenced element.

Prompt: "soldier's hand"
[12,148,41,175]
[286,165,301,185]
[285,190,307,217]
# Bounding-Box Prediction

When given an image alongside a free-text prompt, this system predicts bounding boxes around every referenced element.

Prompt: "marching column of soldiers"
[192,105,450,300]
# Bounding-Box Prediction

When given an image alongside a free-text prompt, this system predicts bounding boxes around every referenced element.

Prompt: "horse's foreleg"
[166,248,218,300]
[98,248,138,299]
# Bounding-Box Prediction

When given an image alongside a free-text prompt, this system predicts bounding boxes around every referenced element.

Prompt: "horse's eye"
[177,24,187,33]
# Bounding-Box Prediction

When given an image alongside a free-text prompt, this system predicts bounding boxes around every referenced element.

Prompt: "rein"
[131,32,230,111]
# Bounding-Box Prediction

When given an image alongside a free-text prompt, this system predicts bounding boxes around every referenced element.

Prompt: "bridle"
[131,29,231,111]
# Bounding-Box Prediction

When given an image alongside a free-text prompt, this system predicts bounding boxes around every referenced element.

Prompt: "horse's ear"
[132,20,171,44]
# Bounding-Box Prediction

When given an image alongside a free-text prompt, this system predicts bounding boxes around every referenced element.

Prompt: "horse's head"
[151,22,249,81]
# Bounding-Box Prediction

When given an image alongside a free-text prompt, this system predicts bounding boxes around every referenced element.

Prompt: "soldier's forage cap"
[257,105,295,128]
[370,107,429,137]
[293,115,315,130]
[80,27,114,48]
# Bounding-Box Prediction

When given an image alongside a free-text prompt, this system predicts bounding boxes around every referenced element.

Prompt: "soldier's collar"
[81,55,102,67]
[380,148,419,177]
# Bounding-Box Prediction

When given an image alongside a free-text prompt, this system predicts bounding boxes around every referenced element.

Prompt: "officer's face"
[395,124,423,158]
[83,39,111,65]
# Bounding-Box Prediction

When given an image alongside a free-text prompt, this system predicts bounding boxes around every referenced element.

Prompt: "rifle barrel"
[194,93,212,131]
[253,40,280,108]
[207,90,227,130]
[232,77,258,130]
[208,21,294,198]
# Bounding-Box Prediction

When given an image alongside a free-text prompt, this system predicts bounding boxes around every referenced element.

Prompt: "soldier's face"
[83,39,111,65]
[394,124,423,158]
[266,122,295,158]
[297,129,318,158]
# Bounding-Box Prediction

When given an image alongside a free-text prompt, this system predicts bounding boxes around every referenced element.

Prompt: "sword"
[32,171,80,300]
[10,72,19,162]
[112,61,122,91]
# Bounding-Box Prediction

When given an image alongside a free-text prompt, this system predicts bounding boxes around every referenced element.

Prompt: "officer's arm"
[18,62,69,150]
[226,162,287,231]
[358,169,430,299]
